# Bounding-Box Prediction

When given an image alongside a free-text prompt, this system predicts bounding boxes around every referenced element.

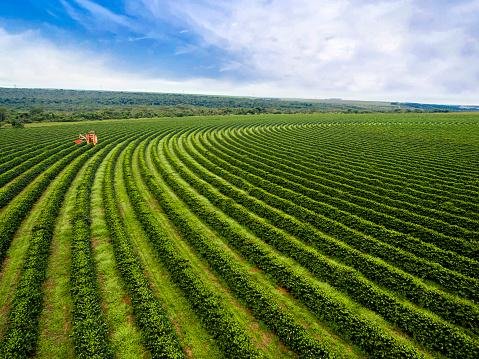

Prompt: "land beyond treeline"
[0,87,478,126]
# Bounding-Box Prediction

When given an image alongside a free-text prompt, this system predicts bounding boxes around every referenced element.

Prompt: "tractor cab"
[74,131,98,145]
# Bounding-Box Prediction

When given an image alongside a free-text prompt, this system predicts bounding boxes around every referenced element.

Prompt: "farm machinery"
[74,131,98,145]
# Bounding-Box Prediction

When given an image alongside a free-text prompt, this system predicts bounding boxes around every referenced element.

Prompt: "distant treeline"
[0,88,477,125]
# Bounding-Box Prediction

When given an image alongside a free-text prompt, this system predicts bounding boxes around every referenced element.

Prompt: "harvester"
[74,131,98,146]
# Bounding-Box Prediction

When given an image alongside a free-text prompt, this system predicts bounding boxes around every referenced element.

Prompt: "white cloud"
[0,26,280,97]
[61,0,136,33]
[74,0,132,28]
[1,0,479,106]
[156,0,479,104]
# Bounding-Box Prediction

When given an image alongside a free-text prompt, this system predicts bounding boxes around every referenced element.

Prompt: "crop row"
[236,125,479,233]
[69,138,123,359]
[0,144,89,208]
[261,123,479,189]
[247,123,476,211]
[0,145,89,266]
[212,128,479,273]
[212,129,478,257]
[0,131,65,162]
[140,135,334,357]
[176,130,479,331]
[0,140,68,176]
[159,132,479,358]
[255,125,479,213]
[262,123,478,191]
[122,135,262,358]
[0,142,76,188]
[0,139,108,358]
[193,131,479,297]
[252,123,479,216]
[102,130,185,358]
[153,133,425,358]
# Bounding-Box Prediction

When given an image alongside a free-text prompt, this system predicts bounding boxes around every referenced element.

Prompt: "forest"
[1,88,474,125]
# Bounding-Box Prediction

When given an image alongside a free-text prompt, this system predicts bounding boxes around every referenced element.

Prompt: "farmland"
[0,112,478,358]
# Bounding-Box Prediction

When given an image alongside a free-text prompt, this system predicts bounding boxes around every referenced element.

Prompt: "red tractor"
[74,131,98,145]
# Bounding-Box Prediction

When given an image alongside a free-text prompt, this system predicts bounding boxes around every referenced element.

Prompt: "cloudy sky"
[0,0,478,104]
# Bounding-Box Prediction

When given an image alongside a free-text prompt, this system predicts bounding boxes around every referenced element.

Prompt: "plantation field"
[0,112,478,358]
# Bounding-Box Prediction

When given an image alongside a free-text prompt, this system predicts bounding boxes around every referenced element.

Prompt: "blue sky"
[0,0,478,104]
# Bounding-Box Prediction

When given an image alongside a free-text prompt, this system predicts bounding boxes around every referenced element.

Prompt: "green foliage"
[0,113,478,358]
[0,140,104,358]
[0,107,6,122]
[102,136,185,359]
[178,130,479,330]
[0,145,89,265]
[70,143,118,359]
[123,139,262,359]
[1,87,476,124]
[11,118,24,128]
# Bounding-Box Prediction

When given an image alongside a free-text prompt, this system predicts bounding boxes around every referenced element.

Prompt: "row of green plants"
[178,131,479,332]
[0,127,70,157]
[0,139,107,358]
[122,136,262,359]
[159,133,479,358]
[237,126,479,238]
[213,128,478,257]
[234,125,478,234]
[249,123,474,209]
[0,142,73,188]
[196,131,479,298]
[144,135,334,358]
[0,145,84,208]
[267,122,478,189]
[215,128,479,274]
[268,124,477,188]
[0,139,64,173]
[69,138,123,359]
[251,124,478,223]
[256,125,478,213]
[210,124,479,262]
[103,131,185,358]
[0,132,53,158]
[0,145,89,265]
[154,134,423,358]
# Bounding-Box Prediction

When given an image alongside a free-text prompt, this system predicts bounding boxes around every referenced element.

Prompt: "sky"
[0,0,478,104]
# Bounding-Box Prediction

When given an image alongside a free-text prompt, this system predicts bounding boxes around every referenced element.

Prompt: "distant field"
[0,112,478,358]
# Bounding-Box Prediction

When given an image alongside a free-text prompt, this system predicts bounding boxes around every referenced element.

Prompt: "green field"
[0,112,478,358]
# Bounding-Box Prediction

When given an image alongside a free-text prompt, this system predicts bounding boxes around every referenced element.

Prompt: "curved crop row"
[0,146,89,265]
[210,129,478,257]
[209,127,479,275]
[261,123,478,192]
[252,124,478,213]
[158,131,479,358]
[0,132,63,161]
[103,130,185,358]
[0,140,69,176]
[235,125,479,234]
[140,136,331,358]
[0,141,107,358]
[193,131,479,297]
[0,145,84,208]
[69,139,125,359]
[257,125,479,213]
[123,135,262,359]
[154,132,426,358]
[176,130,479,331]
[0,115,476,359]
[256,123,479,198]
[0,142,74,188]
